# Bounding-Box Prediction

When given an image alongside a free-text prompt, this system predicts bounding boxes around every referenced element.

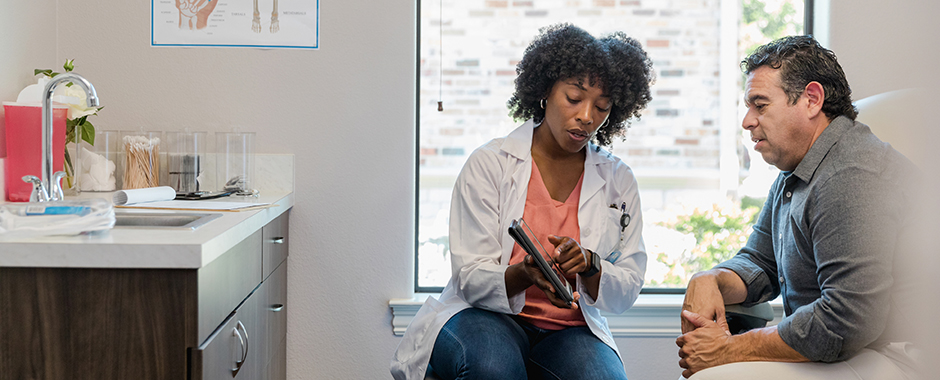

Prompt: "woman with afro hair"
[392,24,654,380]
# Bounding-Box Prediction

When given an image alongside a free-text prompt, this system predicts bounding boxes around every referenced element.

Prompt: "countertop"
[0,191,293,269]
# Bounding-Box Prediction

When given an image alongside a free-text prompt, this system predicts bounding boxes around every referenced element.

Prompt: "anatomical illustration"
[252,0,279,33]
[176,0,218,30]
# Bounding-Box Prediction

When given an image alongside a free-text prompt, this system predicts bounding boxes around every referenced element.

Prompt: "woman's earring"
[540,99,546,109]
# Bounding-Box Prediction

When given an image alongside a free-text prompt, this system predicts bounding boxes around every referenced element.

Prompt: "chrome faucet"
[25,73,99,202]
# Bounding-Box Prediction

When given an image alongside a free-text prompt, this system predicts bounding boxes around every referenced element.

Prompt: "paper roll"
[113,186,176,205]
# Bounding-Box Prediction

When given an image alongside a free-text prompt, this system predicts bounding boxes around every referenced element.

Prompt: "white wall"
[2,1,936,379]
[829,0,940,367]
[0,0,58,164]
[828,0,940,99]
[50,1,415,379]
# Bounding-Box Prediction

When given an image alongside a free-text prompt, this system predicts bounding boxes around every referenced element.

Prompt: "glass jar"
[215,131,255,194]
[72,130,119,192]
[120,130,163,190]
[166,131,207,194]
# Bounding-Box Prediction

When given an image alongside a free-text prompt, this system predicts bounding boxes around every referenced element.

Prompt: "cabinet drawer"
[190,288,262,380]
[263,261,287,366]
[198,230,263,343]
[262,211,290,280]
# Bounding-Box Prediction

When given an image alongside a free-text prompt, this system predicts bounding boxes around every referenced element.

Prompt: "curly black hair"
[743,35,858,121]
[507,24,655,147]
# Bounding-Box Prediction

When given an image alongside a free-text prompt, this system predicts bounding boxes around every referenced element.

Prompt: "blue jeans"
[428,308,628,380]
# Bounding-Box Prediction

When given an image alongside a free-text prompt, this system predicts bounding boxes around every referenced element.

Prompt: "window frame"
[413,0,425,294]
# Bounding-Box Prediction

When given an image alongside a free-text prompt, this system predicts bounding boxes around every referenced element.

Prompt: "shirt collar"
[791,115,853,183]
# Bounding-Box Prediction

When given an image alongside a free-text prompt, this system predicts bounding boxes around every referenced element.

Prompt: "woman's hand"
[547,235,589,275]
[548,235,600,300]
[526,255,580,309]
[506,256,580,309]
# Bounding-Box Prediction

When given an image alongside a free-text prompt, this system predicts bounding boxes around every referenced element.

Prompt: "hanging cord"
[437,0,444,112]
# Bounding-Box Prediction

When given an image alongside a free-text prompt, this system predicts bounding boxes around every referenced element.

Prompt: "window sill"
[389,293,783,337]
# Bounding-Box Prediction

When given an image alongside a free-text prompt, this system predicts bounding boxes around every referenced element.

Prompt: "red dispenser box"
[2,102,67,202]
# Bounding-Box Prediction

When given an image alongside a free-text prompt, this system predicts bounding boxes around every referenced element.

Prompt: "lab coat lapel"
[501,121,535,262]
[501,122,535,204]
[580,144,607,211]
[579,145,609,251]
[501,120,535,161]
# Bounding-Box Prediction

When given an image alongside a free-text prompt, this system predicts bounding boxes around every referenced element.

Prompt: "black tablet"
[508,219,574,306]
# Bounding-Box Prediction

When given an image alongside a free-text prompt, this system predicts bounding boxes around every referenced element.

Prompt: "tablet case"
[508,219,574,306]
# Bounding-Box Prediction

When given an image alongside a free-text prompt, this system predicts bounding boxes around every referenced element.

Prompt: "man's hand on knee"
[682,271,732,334]
[676,310,735,378]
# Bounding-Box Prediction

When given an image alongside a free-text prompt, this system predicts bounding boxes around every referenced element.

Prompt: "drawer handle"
[270,304,285,312]
[270,237,285,244]
[232,321,250,375]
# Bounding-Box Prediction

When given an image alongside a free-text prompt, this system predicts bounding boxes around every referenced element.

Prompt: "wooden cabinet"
[190,276,267,380]
[262,210,290,280]
[0,210,290,380]
[197,260,289,380]
[190,294,262,380]
[263,262,288,379]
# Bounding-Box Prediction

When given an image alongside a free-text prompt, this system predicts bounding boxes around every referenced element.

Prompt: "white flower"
[60,84,99,120]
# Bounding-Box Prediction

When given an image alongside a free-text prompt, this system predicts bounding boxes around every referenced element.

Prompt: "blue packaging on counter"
[24,206,91,216]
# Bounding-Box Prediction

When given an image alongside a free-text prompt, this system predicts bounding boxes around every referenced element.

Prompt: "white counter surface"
[0,192,293,269]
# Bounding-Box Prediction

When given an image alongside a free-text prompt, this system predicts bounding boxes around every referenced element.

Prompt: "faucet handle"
[51,171,67,201]
[22,175,49,202]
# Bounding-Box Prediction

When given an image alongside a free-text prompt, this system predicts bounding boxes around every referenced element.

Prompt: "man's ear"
[803,81,825,118]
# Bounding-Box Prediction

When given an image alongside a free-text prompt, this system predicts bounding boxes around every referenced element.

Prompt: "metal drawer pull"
[270,237,285,244]
[232,326,245,375]
[270,304,285,312]
[232,321,249,375]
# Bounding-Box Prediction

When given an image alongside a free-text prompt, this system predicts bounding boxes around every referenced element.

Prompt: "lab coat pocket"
[600,207,626,260]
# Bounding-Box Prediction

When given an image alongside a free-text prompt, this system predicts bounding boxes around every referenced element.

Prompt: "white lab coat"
[391,120,647,380]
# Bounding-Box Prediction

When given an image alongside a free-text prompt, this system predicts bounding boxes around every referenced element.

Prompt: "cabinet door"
[198,230,263,343]
[263,262,288,379]
[263,341,287,380]
[262,211,290,280]
[0,267,197,380]
[191,287,263,380]
[239,284,264,380]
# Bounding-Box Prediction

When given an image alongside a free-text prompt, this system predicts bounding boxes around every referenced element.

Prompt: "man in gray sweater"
[676,35,922,379]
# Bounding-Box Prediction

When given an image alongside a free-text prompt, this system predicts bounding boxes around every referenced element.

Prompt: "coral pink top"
[509,161,587,330]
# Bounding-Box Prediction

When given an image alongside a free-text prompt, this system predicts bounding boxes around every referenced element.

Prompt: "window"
[416,0,807,292]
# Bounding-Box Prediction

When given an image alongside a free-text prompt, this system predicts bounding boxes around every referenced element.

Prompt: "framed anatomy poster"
[152,0,319,49]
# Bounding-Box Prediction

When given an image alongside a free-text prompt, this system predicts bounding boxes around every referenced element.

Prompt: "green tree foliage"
[650,199,763,287]
[741,0,803,56]
[743,0,796,37]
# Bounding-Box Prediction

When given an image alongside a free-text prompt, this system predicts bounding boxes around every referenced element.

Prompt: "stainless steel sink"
[113,212,222,230]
